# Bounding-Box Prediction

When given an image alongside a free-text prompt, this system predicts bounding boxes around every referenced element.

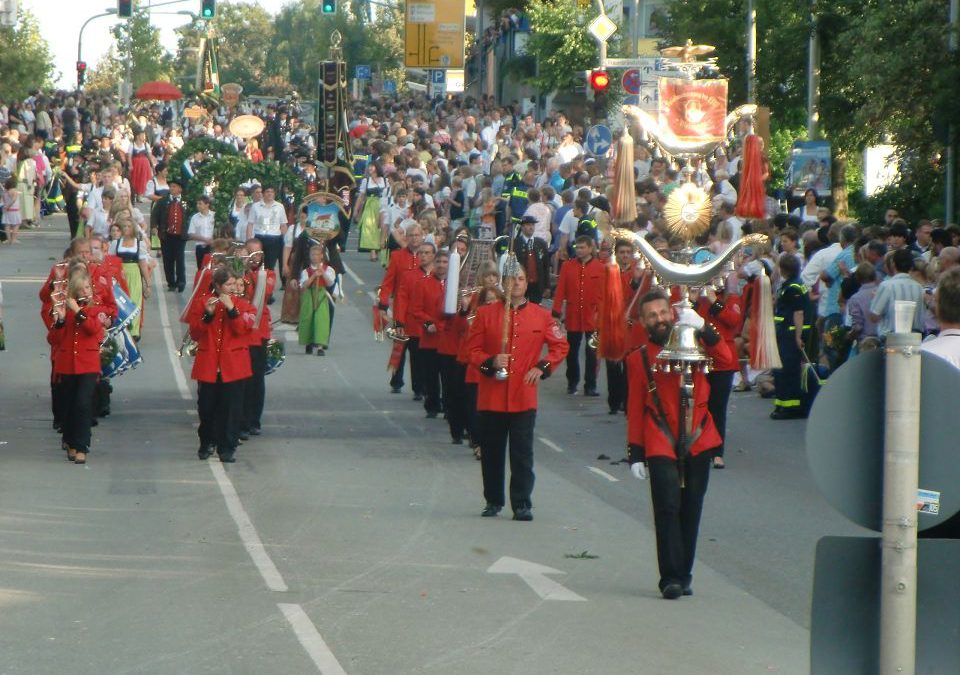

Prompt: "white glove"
[678,307,705,330]
[630,462,647,480]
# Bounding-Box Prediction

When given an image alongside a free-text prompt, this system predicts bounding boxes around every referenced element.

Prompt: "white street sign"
[487,556,587,602]
[588,14,617,43]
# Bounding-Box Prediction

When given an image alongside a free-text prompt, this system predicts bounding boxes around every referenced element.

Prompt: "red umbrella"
[133,81,183,101]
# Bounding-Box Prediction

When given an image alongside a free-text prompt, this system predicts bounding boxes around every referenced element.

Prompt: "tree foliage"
[90,9,174,95]
[0,10,56,100]
[523,0,601,94]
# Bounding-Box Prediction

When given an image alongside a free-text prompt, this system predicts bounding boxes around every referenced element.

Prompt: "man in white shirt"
[922,267,960,368]
[801,222,844,319]
[86,188,115,238]
[249,186,288,300]
[187,195,216,270]
[717,202,743,243]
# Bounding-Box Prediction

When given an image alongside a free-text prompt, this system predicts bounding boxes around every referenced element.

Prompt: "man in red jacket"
[190,267,256,463]
[377,223,424,394]
[468,265,569,521]
[552,235,605,395]
[409,247,447,418]
[625,289,732,599]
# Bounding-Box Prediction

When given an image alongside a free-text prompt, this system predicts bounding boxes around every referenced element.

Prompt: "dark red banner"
[658,79,728,143]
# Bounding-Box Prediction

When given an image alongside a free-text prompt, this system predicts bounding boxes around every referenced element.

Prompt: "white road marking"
[278,603,349,675]
[537,436,564,453]
[154,267,192,400]
[209,461,289,593]
[342,262,364,287]
[587,466,620,483]
[487,556,587,602]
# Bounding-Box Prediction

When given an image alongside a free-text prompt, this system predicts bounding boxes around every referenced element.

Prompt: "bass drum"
[101,328,143,379]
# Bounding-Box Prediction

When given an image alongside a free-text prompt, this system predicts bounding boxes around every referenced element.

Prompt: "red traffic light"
[76,61,87,72]
[589,70,611,92]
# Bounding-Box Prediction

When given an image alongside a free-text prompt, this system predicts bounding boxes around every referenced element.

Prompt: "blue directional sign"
[355,65,372,80]
[585,124,613,156]
[383,79,397,95]
[430,69,446,85]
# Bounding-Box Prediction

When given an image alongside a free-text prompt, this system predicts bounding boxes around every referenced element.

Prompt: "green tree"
[174,2,276,94]
[90,8,174,95]
[0,10,56,99]
[523,0,601,94]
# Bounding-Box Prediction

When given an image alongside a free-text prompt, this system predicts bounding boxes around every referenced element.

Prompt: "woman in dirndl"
[355,162,386,261]
[110,217,152,340]
[298,245,336,355]
[128,131,154,201]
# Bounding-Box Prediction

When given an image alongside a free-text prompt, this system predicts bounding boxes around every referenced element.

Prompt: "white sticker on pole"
[408,3,435,22]
[916,489,941,515]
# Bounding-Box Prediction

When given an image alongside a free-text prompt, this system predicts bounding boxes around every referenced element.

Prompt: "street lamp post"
[77,8,118,91]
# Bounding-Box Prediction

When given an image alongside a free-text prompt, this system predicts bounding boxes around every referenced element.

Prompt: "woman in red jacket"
[189,267,256,463]
[52,270,109,464]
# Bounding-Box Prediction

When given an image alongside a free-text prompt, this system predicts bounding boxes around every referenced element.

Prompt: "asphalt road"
[0,217,869,675]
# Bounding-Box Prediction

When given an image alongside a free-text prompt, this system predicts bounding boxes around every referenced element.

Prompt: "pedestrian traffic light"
[117,0,133,18]
[588,69,611,93]
[321,0,336,14]
[200,0,216,19]
[76,61,87,87]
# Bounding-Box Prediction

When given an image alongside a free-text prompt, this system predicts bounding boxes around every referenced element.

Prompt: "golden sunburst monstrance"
[662,182,713,242]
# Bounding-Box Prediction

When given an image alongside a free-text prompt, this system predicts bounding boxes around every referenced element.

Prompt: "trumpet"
[588,331,600,350]
[176,330,198,358]
[385,325,410,343]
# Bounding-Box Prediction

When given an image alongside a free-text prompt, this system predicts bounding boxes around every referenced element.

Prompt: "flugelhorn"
[176,330,198,358]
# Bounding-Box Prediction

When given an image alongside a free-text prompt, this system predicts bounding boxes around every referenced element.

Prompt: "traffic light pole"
[77,10,118,90]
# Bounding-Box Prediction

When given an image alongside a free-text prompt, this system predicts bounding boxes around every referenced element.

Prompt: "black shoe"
[198,446,212,460]
[238,430,250,441]
[661,583,683,600]
[567,387,577,395]
[512,508,533,522]
[177,285,185,293]
[481,504,502,517]
[608,408,619,415]
[100,408,110,417]
[248,427,262,436]
[91,417,99,427]
[584,389,600,397]
[219,452,236,463]
[770,408,802,420]
[451,437,464,445]
[425,411,438,419]
[390,387,402,394]
[315,348,325,356]
[306,345,314,354]
[413,394,424,402]
[167,285,176,292]
[682,586,693,596]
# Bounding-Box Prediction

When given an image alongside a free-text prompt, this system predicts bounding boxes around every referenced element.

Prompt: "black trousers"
[439,355,467,440]
[773,330,806,413]
[244,342,267,431]
[606,359,627,413]
[419,347,441,414]
[194,244,210,272]
[66,198,80,237]
[465,382,479,445]
[647,453,713,591]
[706,371,734,457]
[479,409,536,511]
[256,235,284,287]
[565,331,598,391]
[60,373,97,453]
[161,237,187,289]
[50,363,63,427]
[93,378,112,416]
[197,376,245,456]
[407,337,424,396]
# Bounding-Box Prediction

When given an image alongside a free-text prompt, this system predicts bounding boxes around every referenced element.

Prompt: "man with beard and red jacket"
[625,288,732,599]
[468,265,569,522]
[552,235,605,395]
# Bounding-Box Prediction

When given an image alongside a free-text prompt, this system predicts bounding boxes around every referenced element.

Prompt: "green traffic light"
[321,1,335,14]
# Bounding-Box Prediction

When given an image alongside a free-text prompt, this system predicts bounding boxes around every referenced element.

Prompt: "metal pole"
[746,0,757,104]
[946,0,959,224]
[77,11,116,90]
[879,304,921,675]
[806,0,819,139]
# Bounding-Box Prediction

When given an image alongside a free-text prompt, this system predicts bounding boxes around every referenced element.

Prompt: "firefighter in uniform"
[500,158,527,227]
[770,253,814,419]
[552,235,605,395]
[467,265,569,521]
[625,288,732,599]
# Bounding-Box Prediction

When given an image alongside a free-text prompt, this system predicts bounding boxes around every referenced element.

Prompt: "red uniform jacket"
[87,262,119,323]
[439,311,466,357]
[243,268,277,343]
[377,247,418,311]
[52,305,108,375]
[467,301,569,412]
[694,295,741,372]
[552,256,605,332]
[625,334,732,462]
[189,296,256,383]
[395,268,429,337]
[410,273,445,350]
[622,264,652,350]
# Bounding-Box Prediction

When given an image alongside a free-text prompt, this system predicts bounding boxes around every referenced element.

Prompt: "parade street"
[0,217,868,675]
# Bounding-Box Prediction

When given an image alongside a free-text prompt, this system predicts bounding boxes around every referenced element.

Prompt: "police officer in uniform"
[770,253,814,419]
[467,265,569,521]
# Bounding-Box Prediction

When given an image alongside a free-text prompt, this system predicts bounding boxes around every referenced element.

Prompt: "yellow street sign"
[405,1,466,69]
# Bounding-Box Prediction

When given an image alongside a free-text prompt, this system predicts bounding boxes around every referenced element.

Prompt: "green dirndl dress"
[298,272,332,348]
[357,185,383,253]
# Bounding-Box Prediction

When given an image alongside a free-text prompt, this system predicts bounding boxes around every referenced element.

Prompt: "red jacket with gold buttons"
[52,305,108,375]
[189,295,256,383]
[467,301,569,412]
[394,267,429,337]
[243,268,277,344]
[377,247,418,311]
[410,272,445,350]
[552,256,605,332]
[625,333,731,462]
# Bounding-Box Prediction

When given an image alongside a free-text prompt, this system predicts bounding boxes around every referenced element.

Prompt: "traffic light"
[117,0,132,18]
[76,61,87,87]
[588,69,611,94]
[321,0,336,14]
[200,0,215,19]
